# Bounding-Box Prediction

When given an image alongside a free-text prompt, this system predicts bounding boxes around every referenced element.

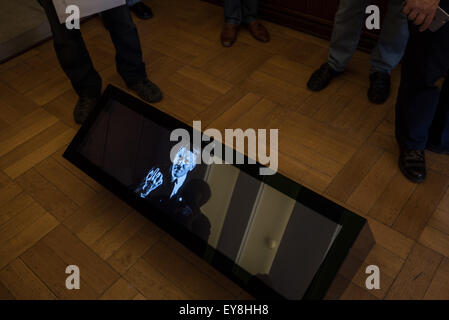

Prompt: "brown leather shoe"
[247,20,270,43]
[221,24,238,47]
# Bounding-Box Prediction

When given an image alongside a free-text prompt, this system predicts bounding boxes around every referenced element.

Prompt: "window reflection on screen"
[78,99,342,299]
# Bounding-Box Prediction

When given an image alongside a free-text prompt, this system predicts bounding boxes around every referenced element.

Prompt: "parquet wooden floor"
[0,0,449,300]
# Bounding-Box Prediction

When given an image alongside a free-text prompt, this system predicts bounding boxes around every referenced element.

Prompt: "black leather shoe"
[128,79,163,103]
[368,72,391,104]
[398,148,426,183]
[307,63,343,92]
[73,96,98,125]
[129,2,153,20]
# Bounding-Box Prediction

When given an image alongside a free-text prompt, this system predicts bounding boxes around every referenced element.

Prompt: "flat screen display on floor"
[64,85,366,299]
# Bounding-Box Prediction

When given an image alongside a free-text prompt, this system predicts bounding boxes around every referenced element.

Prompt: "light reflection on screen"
[78,99,342,299]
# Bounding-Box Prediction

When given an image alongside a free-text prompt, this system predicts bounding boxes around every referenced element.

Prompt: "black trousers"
[224,0,258,25]
[396,3,449,150]
[38,0,147,98]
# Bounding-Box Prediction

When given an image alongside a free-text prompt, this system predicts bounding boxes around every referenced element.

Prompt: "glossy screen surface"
[76,97,343,299]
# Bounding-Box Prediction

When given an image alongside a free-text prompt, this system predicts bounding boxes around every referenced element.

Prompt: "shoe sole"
[252,36,270,43]
[134,14,153,20]
[307,82,328,92]
[367,96,389,104]
[142,92,163,103]
[221,41,234,48]
[367,91,390,104]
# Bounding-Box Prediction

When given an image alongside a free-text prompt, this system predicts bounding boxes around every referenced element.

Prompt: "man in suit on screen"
[135,145,201,200]
[135,145,211,240]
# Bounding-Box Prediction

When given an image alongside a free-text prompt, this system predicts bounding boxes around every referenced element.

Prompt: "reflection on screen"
[78,99,342,299]
[135,145,201,199]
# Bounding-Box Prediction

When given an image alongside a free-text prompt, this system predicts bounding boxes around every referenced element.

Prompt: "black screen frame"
[63,85,366,300]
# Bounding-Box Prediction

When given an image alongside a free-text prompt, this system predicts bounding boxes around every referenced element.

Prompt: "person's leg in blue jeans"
[396,24,449,151]
[428,77,449,151]
[367,0,409,104]
[221,0,269,47]
[370,0,409,74]
[328,0,368,73]
[396,20,449,182]
[308,0,368,94]
[328,0,408,74]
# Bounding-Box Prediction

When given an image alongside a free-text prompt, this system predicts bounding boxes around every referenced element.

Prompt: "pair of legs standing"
[308,0,409,104]
[221,0,270,47]
[328,0,409,74]
[38,0,161,124]
[396,14,449,183]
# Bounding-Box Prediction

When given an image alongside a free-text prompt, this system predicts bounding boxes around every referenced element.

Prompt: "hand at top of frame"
[403,0,441,31]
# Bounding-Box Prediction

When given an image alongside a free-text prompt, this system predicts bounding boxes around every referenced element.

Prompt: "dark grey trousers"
[224,0,258,25]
